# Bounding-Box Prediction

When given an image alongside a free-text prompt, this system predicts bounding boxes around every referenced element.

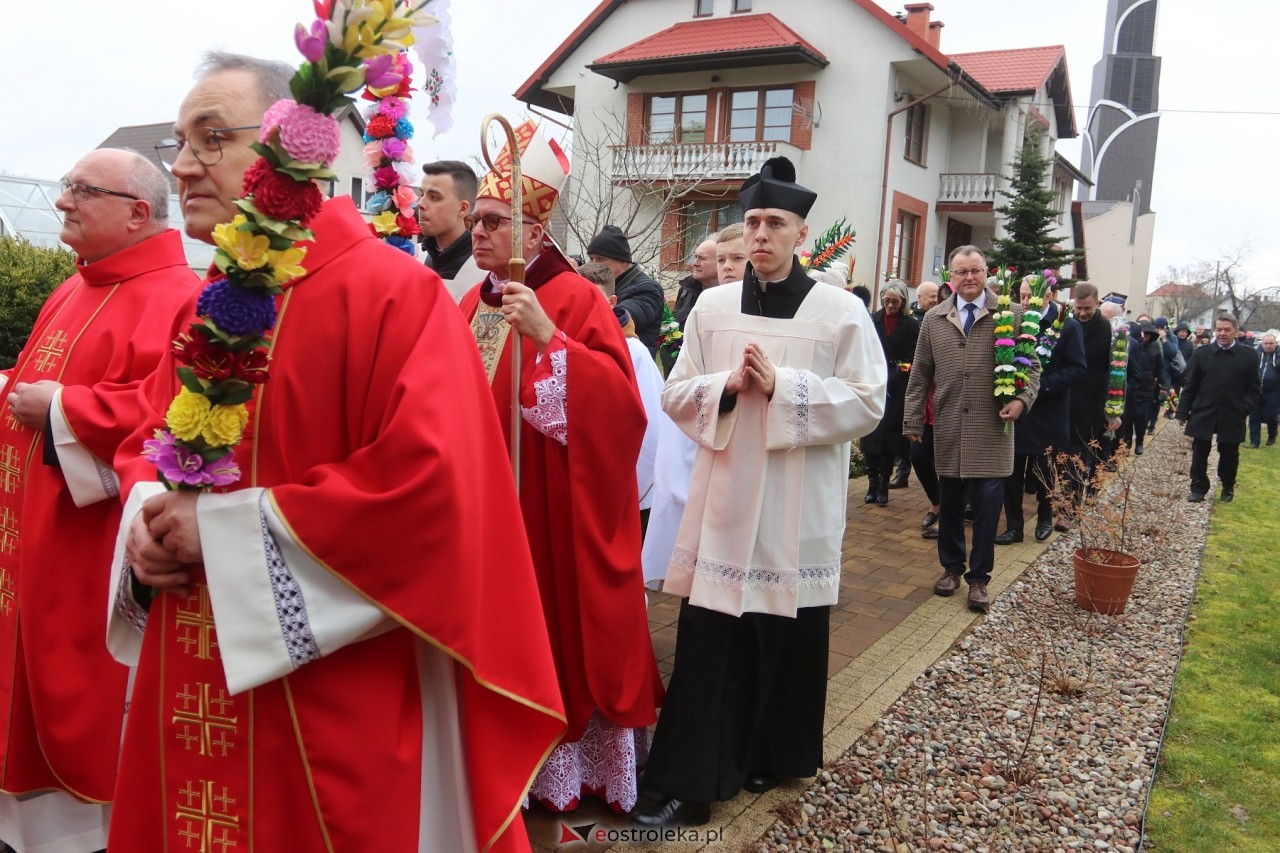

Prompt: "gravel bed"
[758,427,1206,852]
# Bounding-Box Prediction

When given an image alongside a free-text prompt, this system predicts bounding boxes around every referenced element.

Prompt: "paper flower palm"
[146,0,437,490]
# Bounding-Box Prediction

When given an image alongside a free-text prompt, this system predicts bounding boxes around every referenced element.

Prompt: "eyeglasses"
[464,213,513,233]
[155,125,262,172]
[59,179,139,202]
[948,268,987,278]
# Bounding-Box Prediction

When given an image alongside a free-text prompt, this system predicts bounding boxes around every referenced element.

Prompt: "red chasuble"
[460,254,663,742]
[108,198,565,852]
[0,229,199,801]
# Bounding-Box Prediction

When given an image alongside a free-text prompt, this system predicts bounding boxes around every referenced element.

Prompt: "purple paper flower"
[377,97,407,122]
[143,432,241,488]
[1014,356,1035,367]
[197,277,277,336]
[364,55,402,90]
[381,137,407,160]
[294,20,327,63]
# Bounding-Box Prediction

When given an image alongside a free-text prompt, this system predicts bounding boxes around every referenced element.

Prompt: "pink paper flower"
[373,164,400,189]
[278,104,341,166]
[377,97,407,121]
[364,55,402,91]
[362,140,384,169]
[260,99,298,142]
[381,137,407,160]
[392,184,418,216]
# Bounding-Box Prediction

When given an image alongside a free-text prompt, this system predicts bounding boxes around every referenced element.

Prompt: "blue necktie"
[963,303,978,336]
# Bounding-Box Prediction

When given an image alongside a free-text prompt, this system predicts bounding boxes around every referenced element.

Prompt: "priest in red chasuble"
[109,54,565,852]
[0,148,200,852]
[459,121,662,814]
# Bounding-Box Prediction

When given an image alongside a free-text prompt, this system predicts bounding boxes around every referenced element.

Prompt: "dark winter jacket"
[1176,341,1261,443]
[614,264,665,354]
[1126,335,1167,404]
[1016,316,1088,454]
[1069,310,1115,446]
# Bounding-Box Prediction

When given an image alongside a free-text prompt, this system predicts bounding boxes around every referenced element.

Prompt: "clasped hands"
[125,491,203,593]
[5,380,61,428]
[725,343,775,398]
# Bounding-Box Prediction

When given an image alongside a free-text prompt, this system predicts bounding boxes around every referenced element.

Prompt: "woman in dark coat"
[859,280,919,504]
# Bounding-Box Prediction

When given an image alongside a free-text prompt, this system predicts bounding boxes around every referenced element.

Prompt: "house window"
[732,0,752,11]
[728,88,793,143]
[350,177,365,206]
[904,103,927,165]
[682,200,742,262]
[892,209,921,282]
[695,0,713,16]
[648,93,708,144]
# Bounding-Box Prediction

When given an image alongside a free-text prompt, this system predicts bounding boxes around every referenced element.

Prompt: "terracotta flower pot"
[1072,547,1140,615]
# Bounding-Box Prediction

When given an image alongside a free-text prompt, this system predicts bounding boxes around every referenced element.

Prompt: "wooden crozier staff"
[481,113,525,490]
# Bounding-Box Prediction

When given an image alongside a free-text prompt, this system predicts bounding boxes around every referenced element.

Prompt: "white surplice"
[661,281,886,617]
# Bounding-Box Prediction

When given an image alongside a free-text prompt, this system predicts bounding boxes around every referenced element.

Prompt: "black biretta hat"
[738,157,816,218]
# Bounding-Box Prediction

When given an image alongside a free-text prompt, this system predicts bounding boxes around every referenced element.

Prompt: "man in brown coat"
[903,245,1039,612]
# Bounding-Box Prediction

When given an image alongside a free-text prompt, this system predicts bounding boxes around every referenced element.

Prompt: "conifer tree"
[989,131,1080,277]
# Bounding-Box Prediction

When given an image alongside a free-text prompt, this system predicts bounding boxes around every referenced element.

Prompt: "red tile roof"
[1148,283,1201,298]
[950,45,1066,93]
[591,13,825,65]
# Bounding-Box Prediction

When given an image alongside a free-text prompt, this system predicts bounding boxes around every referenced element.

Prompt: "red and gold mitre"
[476,120,570,224]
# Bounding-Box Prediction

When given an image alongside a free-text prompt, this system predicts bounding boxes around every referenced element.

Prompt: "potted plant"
[1046,441,1142,615]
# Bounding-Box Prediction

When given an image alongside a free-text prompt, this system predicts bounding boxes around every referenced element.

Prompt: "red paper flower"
[175,333,235,383]
[395,212,420,237]
[231,349,271,384]
[366,115,396,139]
[251,167,325,224]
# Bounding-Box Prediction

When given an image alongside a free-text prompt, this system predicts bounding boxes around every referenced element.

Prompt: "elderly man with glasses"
[0,147,199,849]
[459,122,662,816]
[903,245,1039,613]
[110,53,565,851]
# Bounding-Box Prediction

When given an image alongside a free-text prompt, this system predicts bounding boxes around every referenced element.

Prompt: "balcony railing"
[610,141,802,182]
[939,172,997,205]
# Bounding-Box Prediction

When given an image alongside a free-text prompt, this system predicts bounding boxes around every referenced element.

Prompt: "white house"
[516,0,1086,297]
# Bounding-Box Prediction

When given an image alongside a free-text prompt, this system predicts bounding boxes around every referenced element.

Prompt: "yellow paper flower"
[201,403,250,447]
[213,217,271,271]
[166,388,211,442]
[269,246,308,283]
[371,210,399,236]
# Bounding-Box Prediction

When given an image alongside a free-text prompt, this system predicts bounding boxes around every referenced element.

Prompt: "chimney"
[903,3,934,41]
[928,20,944,50]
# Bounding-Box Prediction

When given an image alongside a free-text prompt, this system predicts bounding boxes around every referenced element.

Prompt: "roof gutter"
[872,73,963,301]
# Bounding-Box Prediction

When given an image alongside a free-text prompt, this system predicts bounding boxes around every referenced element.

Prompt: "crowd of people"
[0,42,1270,853]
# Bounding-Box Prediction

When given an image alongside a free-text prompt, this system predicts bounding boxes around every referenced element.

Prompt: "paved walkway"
[525,469,1059,851]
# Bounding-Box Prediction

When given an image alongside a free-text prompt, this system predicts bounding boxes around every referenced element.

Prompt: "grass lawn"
[1145,443,1280,851]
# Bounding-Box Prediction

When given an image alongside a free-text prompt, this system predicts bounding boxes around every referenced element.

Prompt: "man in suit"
[1176,313,1261,503]
[904,245,1039,612]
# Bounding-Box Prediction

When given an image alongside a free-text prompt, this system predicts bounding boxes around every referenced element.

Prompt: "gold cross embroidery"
[171,682,238,758]
[174,585,219,661]
[0,507,17,556]
[32,330,68,374]
[174,779,240,851]
[2,411,19,433]
[0,445,22,493]
[0,568,14,617]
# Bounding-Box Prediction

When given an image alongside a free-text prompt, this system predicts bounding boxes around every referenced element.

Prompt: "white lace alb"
[526,712,650,813]
[521,348,569,446]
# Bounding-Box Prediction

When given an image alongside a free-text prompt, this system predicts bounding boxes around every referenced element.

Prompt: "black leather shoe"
[743,771,779,793]
[887,473,909,489]
[1188,491,1205,503]
[875,488,889,505]
[921,526,939,539]
[1034,522,1053,542]
[920,511,939,529]
[1220,488,1234,503]
[994,529,1023,545]
[1134,445,1144,456]
[632,797,710,828]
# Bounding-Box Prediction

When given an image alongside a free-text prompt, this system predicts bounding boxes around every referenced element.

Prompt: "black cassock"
[643,258,831,803]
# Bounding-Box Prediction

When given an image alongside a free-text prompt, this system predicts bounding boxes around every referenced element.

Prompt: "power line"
[921,94,1280,116]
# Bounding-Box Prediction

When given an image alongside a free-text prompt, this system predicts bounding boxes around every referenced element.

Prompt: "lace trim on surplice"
[669,546,840,593]
[692,375,712,441]
[526,711,650,813]
[116,557,149,635]
[785,367,812,448]
[521,347,569,446]
[260,495,321,670]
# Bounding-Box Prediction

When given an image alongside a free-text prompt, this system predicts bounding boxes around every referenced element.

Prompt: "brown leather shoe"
[967,582,990,612]
[933,571,962,597]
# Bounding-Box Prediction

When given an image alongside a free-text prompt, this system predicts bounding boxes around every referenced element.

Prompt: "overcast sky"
[2,0,1274,291]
